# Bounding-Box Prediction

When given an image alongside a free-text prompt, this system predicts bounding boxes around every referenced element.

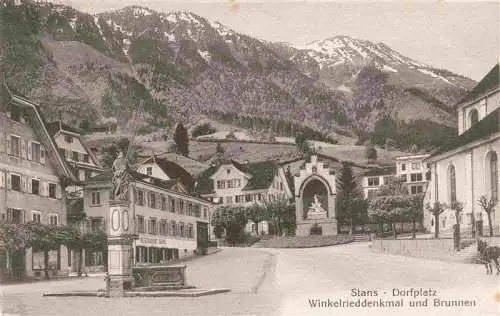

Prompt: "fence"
[339,222,426,237]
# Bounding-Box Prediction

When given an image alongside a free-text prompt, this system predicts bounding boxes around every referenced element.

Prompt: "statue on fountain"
[307,194,327,219]
[111,150,132,201]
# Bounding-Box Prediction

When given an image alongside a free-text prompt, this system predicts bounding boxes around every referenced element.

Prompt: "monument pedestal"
[106,200,135,298]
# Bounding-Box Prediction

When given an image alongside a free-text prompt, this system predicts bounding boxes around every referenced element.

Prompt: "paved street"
[1,243,498,316]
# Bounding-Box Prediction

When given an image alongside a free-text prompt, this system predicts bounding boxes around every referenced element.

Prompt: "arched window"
[469,109,479,127]
[490,152,498,201]
[448,165,457,203]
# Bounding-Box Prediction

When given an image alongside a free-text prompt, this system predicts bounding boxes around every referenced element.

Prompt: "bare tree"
[477,195,498,237]
[427,202,446,238]
[449,201,464,250]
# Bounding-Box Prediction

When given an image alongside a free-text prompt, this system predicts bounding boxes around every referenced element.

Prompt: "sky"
[48,0,498,81]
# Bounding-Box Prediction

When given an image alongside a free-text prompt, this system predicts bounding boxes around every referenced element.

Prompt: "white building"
[361,167,396,200]
[395,154,431,195]
[46,121,103,198]
[424,64,499,234]
[81,155,213,272]
[195,159,293,235]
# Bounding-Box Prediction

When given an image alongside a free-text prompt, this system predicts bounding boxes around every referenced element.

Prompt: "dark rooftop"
[46,121,82,136]
[457,64,499,106]
[429,107,499,159]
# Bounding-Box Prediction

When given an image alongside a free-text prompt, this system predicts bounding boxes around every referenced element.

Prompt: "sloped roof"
[362,166,396,177]
[151,156,195,192]
[2,81,77,182]
[428,107,499,159]
[46,121,82,136]
[457,64,499,106]
[194,159,280,194]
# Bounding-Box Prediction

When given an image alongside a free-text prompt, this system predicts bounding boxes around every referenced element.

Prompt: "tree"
[192,123,216,138]
[365,145,377,162]
[245,205,265,235]
[336,163,367,234]
[407,194,425,238]
[174,122,189,156]
[210,206,247,245]
[24,222,62,279]
[449,201,464,249]
[261,195,291,236]
[427,202,446,238]
[477,195,498,237]
[215,142,225,154]
[369,195,409,239]
[295,133,310,154]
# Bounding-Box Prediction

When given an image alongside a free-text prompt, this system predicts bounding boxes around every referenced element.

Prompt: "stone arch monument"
[294,155,337,236]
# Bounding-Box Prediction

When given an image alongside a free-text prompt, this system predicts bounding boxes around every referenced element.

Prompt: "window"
[400,174,407,182]
[367,177,380,187]
[48,183,57,198]
[410,173,423,182]
[10,105,21,122]
[227,180,234,189]
[401,163,406,171]
[161,196,166,210]
[449,165,457,203]
[226,168,231,174]
[280,182,284,191]
[31,142,41,162]
[216,180,226,189]
[236,179,241,188]
[91,218,102,232]
[10,135,21,157]
[179,222,185,237]
[235,195,243,203]
[10,174,21,191]
[410,186,423,195]
[59,148,66,159]
[136,216,145,233]
[188,224,194,239]
[137,190,144,206]
[225,196,233,204]
[383,176,393,185]
[149,218,157,235]
[65,135,73,143]
[160,220,167,235]
[146,167,152,175]
[194,205,201,217]
[411,162,420,170]
[469,109,479,126]
[83,154,90,163]
[91,191,101,206]
[188,204,193,216]
[179,200,185,214]
[149,193,156,208]
[367,189,378,199]
[32,212,41,223]
[245,195,252,202]
[72,151,79,161]
[170,198,176,212]
[490,152,498,201]
[49,214,58,226]
[171,221,177,236]
[31,179,40,195]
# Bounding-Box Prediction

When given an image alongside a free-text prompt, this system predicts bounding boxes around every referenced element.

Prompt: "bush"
[192,123,216,138]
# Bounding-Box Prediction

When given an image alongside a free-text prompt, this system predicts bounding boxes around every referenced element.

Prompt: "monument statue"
[112,150,131,201]
[307,194,327,219]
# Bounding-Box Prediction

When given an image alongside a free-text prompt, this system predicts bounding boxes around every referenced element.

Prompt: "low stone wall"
[371,238,456,261]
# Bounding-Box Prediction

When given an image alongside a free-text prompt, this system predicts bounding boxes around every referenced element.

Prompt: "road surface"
[0,243,498,316]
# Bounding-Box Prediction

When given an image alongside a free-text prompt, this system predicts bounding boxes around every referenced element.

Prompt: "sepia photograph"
[0,0,498,315]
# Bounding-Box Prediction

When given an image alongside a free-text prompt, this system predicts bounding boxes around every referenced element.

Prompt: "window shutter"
[56,184,62,199]
[22,210,26,224]
[6,136,11,155]
[27,177,32,193]
[6,173,11,189]
[6,209,12,222]
[40,146,46,164]
[20,139,26,159]
[27,141,32,160]
[21,176,27,192]
[0,171,4,188]
[0,133,4,153]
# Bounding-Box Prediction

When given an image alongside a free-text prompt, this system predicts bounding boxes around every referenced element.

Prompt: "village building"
[395,154,431,195]
[0,82,76,280]
[81,155,212,272]
[195,159,293,235]
[424,64,499,234]
[360,166,396,200]
[46,121,103,198]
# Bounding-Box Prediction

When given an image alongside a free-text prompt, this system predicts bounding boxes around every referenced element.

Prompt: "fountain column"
[106,199,135,297]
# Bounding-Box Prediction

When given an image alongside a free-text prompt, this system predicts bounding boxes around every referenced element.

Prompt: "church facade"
[424,64,499,234]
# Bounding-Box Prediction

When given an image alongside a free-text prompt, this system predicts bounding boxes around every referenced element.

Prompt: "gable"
[1,84,75,182]
[211,164,248,181]
[137,161,171,181]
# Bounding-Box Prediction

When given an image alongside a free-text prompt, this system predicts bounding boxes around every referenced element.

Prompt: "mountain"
[0,2,477,151]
